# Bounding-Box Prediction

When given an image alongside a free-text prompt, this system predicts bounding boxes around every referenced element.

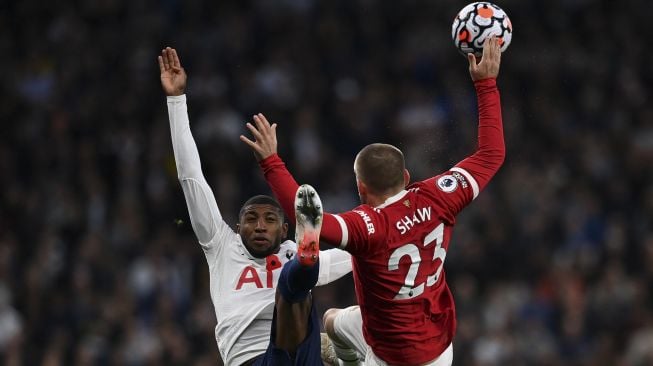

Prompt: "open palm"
[158,47,187,96]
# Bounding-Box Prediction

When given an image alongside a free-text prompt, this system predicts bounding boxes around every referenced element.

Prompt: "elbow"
[496,147,506,166]
[177,168,201,182]
[484,146,506,171]
[495,149,506,170]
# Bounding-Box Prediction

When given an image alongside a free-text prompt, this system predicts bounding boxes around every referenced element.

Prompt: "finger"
[240,136,265,158]
[161,49,171,70]
[486,37,494,58]
[271,123,278,144]
[492,37,501,62]
[239,135,259,149]
[158,56,166,74]
[481,37,492,61]
[467,53,476,69]
[254,115,273,138]
[171,48,181,68]
[166,47,175,70]
[257,114,267,129]
[496,40,502,61]
[246,122,265,141]
[483,36,491,48]
[258,113,272,128]
[253,115,268,132]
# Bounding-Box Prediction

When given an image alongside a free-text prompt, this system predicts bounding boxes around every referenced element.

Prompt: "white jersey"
[167,95,352,366]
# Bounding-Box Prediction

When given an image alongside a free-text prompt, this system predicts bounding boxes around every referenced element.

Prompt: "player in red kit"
[241,37,505,366]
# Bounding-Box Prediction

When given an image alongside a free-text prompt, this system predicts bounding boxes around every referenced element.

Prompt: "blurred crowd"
[1,0,652,365]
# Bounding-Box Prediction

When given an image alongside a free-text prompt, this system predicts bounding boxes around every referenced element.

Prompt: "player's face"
[237,204,288,258]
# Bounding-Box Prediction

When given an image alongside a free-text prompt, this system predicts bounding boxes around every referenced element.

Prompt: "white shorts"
[332,305,454,366]
[332,305,367,358]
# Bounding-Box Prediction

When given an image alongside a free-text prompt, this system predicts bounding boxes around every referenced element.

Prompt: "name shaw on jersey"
[395,206,433,235]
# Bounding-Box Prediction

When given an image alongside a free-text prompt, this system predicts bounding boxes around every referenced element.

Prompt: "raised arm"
[454,37,505,195]
[240,114,298,220]
[240,115,347,248]
[160,47,226,246]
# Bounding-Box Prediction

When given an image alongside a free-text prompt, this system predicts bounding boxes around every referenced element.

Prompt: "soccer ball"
[452,2,512,57]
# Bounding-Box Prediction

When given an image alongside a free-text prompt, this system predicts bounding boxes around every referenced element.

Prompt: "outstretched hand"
[468,36,501,81]
[239,113,278,162]
[158,47,187,96]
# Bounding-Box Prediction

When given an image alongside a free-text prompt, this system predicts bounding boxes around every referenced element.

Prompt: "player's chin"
[247,239,278,258]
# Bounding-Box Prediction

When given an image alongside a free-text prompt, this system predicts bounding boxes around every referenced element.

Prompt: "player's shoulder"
[409,169,472,197]
[336,204,383,240]
[349,204,382,224]
[279,240,297,252]
[278,240,298,262]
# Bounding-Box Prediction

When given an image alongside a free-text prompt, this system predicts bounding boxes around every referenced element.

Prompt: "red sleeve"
[440,78,505,214]
[324,206,384,256]
[259,154,346,247]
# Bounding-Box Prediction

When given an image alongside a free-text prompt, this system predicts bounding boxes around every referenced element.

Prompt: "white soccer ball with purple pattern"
[452,2,512,57]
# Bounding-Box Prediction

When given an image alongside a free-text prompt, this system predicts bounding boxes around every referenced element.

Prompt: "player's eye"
[245,215,258,222]
[266,216,278,223]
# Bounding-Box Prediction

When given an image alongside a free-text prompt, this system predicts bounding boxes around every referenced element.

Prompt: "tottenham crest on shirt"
[437,175,458,193]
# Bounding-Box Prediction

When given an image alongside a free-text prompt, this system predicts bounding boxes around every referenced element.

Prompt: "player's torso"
[354,188,457,362]
[217,240,296,297]
[210,239,297,362]
[357,188,453,303]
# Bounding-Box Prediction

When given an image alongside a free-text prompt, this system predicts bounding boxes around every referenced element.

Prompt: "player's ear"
[281,222,288,239]
[403,169,410,187]
[357,179,367,196]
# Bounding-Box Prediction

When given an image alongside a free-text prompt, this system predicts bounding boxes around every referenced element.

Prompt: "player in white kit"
[159,47,352,366]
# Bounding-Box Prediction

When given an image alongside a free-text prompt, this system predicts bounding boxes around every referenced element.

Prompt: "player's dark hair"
[239,195,285,221]
[354,143,405,195]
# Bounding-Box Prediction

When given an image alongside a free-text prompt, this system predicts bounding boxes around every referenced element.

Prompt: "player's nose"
[254,218,267,231]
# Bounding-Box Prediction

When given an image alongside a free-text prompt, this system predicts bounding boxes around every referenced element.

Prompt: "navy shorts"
[252,300,323,366]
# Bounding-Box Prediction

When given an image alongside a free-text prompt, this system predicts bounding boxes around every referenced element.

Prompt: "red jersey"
[259,78,504,365]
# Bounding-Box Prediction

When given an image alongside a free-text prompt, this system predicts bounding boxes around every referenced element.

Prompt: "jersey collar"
[237,237,294,264]
[376,189,408,209]
[236,235,266,264]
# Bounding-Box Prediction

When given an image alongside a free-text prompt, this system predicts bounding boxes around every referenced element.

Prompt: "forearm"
[259,154,300,222]
[456,78,505,191]
[316,248,352,286]
[259,155,346,246]
[167,95,222,244]
[167,95,204,180]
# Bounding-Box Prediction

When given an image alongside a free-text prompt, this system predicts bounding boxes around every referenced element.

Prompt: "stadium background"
[1,0,652,365]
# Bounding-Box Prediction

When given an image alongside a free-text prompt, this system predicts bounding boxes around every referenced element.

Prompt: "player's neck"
[367,188,406,208]
[366,194,389,208]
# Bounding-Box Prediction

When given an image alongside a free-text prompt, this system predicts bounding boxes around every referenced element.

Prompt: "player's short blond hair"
[354,143,405,196]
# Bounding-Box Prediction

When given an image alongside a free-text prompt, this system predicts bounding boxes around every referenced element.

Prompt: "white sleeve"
[167,95,232,248]
[316,248,352,286]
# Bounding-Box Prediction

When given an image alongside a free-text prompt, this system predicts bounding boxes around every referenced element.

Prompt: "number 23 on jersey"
[388,223,446,300]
